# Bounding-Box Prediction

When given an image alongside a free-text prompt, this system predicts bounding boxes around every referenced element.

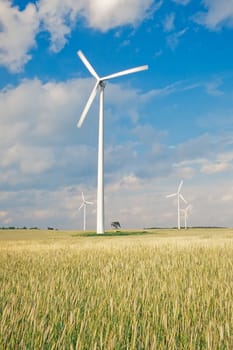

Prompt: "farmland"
[0,228,233,349]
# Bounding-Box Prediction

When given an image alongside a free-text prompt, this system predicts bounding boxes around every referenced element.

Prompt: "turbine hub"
[99,81,106,88]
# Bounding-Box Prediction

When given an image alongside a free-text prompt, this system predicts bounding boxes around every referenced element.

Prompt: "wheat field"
[0,228,233,349]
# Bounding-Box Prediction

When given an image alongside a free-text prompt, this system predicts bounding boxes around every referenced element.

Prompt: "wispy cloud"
[154,49,163,57]
[166,28,188,50]
[141,79,200,101]
[205,78,224,96]
[142,76,228,102]
[163,13,175,32]
[171,0,190,5]
[173,135,233,176]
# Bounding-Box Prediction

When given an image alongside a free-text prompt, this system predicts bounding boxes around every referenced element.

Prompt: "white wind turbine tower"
[166,180,187,230]
[77,50,148,234]
[181,204,192,230]
[79,192,93,232]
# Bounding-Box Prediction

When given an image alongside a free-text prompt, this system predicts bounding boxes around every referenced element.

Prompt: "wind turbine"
[166,180,187,230]
[79,192,93,232]
[181,204,192,229]
[77,50,148,234]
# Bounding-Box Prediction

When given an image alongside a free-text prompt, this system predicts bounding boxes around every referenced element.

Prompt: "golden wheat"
[0,228,233,349]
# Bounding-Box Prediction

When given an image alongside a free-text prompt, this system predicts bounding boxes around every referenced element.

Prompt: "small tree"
[111,221,121,230]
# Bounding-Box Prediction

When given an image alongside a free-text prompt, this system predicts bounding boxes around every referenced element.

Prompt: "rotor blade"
[85,201,93,205]
[166,193,177,198]
[77,81,99,128]
[79,203,84,210]
[81,192,84,201]
[179,194,187,204]
[77,50,99,80]
[178,180,183,193]
[101,65,148,81]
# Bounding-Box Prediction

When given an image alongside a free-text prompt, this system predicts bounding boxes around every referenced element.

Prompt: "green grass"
[0,228,233,349]
[77,230,152,237]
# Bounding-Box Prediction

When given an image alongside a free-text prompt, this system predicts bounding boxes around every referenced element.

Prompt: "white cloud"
[0,0,159,71]
[174,158,207,167]
[37,0,83,52]
[174,166,195,179]
[0,78,87,185]
[221,195,233,202]
[82,0,156,31]
[0,210,11,225]
[0,0,39,72]
[107,173,142,193]
[195,0,233,30]
[1,75,233,229]
[0,76,150,189]
[218,151,233,162]
[132,124,167,145]
[173,136,233,176]
[1,144,55,174]
[0,76,174,228]
[201,162,232,174]
[38,0,159,51]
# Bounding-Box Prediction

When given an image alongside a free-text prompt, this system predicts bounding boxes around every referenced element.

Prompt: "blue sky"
[0,0,233,230]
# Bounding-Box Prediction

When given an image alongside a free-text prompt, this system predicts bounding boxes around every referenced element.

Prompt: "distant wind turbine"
[166,180,187,230]
[77,50,148,234]
[79,192,93,232]
[181,204,192,230]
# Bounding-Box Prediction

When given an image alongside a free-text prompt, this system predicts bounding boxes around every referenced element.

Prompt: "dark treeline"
[0,227,58,230]
[145,226,228,229]
[0,226,39,230]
